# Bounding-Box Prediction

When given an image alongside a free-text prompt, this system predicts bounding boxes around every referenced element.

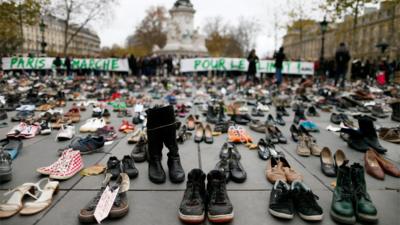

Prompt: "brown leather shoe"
[249,120,267,133]
[371,149,400,177]
[265,158,286,184]
[280,157,303,183]
[364,150,385,180]
[296,136,310,156]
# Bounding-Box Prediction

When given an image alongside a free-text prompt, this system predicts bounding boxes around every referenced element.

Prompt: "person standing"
[274,47,286,86]
[65,56,72,77]
[128,54,137,76]
[53,55,62,76]
[247,49,259,82]
[335,43,351,87]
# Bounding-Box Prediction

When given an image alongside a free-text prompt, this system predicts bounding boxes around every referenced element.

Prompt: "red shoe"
[119,120,135,133]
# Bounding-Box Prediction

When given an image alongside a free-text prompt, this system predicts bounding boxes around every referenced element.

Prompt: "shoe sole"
[0,172,12,182]
[79,214,95,223]
[178,211,205,224]
[268,209,294,219]
[330,210,356,224]
[108,204,129,219]
[357,212,378,223]
[208,212,234,223]
[298,212,323,221]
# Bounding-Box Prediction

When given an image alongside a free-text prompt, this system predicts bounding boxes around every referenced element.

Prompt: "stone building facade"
[22,15,100,56]
[283,2,400,61]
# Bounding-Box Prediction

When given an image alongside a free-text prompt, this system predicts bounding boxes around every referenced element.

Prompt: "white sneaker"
[16,105,36,111]
[57,125,75,141]
[257,102,270,112]
[79,118,96,133]
[90,118,106,132]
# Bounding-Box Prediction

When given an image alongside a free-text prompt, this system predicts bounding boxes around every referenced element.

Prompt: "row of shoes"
[80,118,107,133]
[7,122,40,139]
[0,178,60,218]
[319,148,347,177]
[194,123,213,144]
[266,157,303,184]
[257,138,285,160]
[340,116,387,153]
[296,134,322,157]
[269,180,323,221]
[79,173,130,223]
[58,135,105,155]
[331,163,378,224]
[37,149,84,180]
[227,126,253,143]
[106,155,139,179]
[178,169,234,224]
[215,143,247,183]
[364,149,400,180]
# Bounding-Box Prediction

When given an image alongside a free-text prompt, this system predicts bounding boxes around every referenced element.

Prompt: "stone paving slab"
[0,102,399,225]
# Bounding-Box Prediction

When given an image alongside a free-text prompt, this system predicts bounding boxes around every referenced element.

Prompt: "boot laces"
[211,181,226,204]
[186,182,201,206]
[295,190,320,208]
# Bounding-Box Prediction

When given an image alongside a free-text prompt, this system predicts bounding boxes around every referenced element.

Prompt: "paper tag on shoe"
[94,186,119,224]
[134,104,144,113]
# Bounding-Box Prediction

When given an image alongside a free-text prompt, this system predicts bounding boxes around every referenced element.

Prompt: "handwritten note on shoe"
[94,186,119,224]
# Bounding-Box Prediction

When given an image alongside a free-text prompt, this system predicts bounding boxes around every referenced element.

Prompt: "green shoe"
[330,164,356,224]
[351,163,378,223]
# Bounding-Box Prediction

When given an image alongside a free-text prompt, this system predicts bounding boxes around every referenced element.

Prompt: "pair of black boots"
[341,116,386,153]
[146,105,185,184]
[178,169,234,224]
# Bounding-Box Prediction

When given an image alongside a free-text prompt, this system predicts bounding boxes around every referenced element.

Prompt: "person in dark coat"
[273,47,286,86]
[65,56,72,77]
[247,49,259,82]
[128,54,137,76]
[335,43,351,87]
[53,56,62,76]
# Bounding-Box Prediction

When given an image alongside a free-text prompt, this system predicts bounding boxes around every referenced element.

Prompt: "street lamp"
[39,17,47,55]
[319,16,328,76]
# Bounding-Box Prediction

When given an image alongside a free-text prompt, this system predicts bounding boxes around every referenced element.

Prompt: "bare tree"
[50,0,116,55]
[231,17,261,55]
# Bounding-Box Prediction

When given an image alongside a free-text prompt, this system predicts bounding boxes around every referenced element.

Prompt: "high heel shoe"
[0,182,38,218]
[19,178,59,215]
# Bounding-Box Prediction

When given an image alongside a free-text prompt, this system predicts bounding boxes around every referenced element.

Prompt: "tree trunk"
[18,5,24,53]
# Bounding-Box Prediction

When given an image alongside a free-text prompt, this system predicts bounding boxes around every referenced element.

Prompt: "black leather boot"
[391,101,400,122]
[148,159,166,184]
[167,155,185,183]
[358,116,386,153]
[147,105,185,184]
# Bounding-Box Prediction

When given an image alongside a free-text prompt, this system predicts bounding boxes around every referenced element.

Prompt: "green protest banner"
[181,58,314,75]
[1,57,129,72]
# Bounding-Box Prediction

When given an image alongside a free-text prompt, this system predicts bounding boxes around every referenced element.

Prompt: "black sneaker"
[178,169,206,224]
[121,155,138,179]
[268,179,294,219]
[207,170,234,223]
[79,174,112,223]
[68,136,105,155]
[0,148,12,183]
[40,120,52,135]
[219,142,241,160]
[107,156,121,180]
[291,180,323,221]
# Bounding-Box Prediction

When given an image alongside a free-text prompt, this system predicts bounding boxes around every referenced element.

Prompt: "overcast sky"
[94,0,324,57]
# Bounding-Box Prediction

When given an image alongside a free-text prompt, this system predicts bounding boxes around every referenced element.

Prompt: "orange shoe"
[119,120,135,133]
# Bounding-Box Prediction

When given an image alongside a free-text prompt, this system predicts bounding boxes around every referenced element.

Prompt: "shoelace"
[54,152,77,174]
[294,190,320,209]
[211,181,227,204]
